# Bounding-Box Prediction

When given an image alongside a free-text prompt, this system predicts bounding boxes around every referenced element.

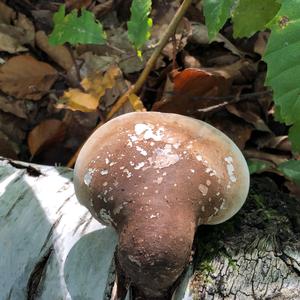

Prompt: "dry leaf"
[0,12,35,53]
[59,89,99,112]
[128,94,145,112]
[66,0,92,9]
[0,2,15,24]
[189,23,245,57]
[36,31,74,71]
[0,55,58,100]
[81,66,120,98]
[0,131,19,159]
[59,66,121,112]
[0,110,27,144]
[226,102,271,132]
[14,13,35,46]
[209,115,253,149]
[28,119,66,157]
[0,31,28,53]
[153,68,230,115]
[0,94,37,119]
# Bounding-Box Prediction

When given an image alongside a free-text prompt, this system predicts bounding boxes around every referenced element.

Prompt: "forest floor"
[0,0,299,198]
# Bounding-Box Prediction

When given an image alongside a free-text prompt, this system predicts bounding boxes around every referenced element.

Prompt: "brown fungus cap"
[73,112,249,297]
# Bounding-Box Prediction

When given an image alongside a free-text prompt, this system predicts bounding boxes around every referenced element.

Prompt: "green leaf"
[278,160,300,185]
[289,122,300,153]
[232,0,281,38]
[127,0,152,53]
[264,0,300,152]
[247,159,274,175]
[49,5,106,46]
[203,0,235,41]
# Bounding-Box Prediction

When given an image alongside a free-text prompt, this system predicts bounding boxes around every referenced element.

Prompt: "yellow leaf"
[128,93,145,111]
[58,89,99,112]
[58,65,122,113]
[81,65,121,98]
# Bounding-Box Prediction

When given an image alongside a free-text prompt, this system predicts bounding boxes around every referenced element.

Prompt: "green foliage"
[49,5,106,46]
[203,0,234,40]
[232,0,280,38]
[127,0,152,56]
[263,0,300,152]
[278,160,300,185]
[247,159,273,175]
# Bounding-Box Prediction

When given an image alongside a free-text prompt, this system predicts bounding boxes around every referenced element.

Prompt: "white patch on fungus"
[206,180,211,186]
[84,168,97,186]
[191,169,195,173]
[198,184,208,196]
[136,146,147,156]
[84,173,92,186]
[148,144,180,169]
[134,162,145,170]
[134,123,165,141]
[153,177,163,184]
[105,158,110,164]
[123,168,132,178]
[220,199,226,210]
[103,182,108,187]
[225,156,237,183]
[149,212,160,219]
[173,143,181,149]
[100,169,109,176]
[196,154,203,161]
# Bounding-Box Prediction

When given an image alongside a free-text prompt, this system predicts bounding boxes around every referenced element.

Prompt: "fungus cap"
[74,111,249,227]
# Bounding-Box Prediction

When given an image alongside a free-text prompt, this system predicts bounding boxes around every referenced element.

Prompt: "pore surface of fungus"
[74,112,250,298]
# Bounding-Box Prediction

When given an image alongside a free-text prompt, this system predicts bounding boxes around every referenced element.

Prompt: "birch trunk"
[0,157,299,299]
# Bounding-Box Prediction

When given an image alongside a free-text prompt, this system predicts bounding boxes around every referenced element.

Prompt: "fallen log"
[0,157,299,299]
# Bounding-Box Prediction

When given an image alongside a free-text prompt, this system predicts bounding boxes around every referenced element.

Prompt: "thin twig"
[106,0,193,120]
[66,0,193,167]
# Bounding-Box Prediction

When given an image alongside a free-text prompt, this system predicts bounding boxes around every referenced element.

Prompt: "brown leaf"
[226,101,271,132]
[0,30,27,53]
[0,2,16,24]
[209,115,253,149]
[153,68,231,115]
[0,94,37,119]
[28,119,66,157]
[36,31,74,71]
[0,55,58,100]
[0,131,19,159]
[66,0,92,9]
[14,13,35,47]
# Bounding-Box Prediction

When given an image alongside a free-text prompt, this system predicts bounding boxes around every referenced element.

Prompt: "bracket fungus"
[74,112,250,298]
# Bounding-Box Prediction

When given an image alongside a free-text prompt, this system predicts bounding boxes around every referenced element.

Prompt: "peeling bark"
[0,158,299,299]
